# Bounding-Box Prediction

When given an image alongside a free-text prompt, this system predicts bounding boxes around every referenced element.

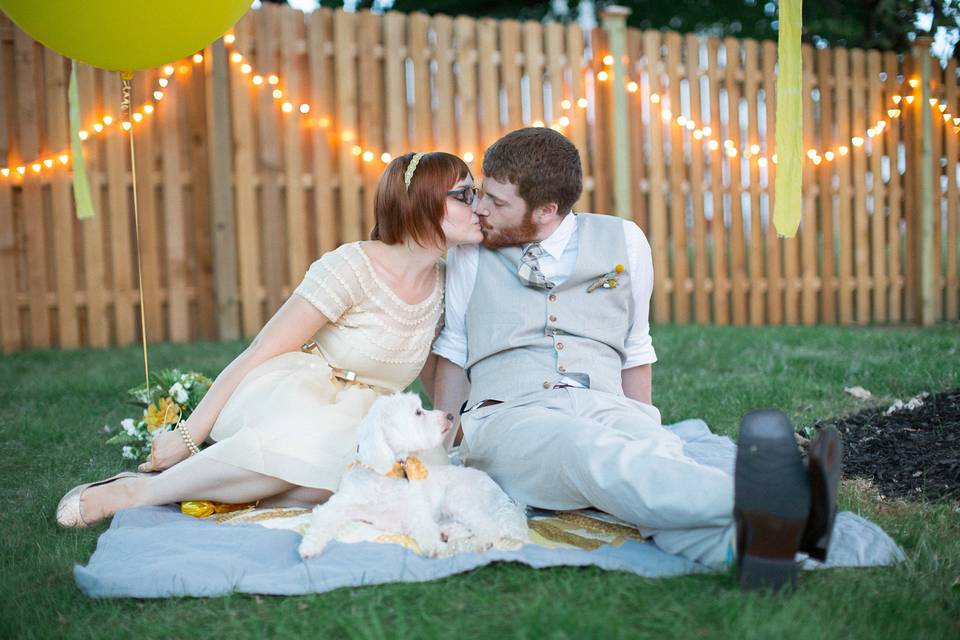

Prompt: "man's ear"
[356,405,396,474]
[533,202,559,223]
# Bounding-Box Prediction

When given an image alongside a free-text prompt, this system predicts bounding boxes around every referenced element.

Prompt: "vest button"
[556,342,564,350]
[558,366,566,373]
[548,294,557,302]
[543,381,550,389]
[549,315,557,322]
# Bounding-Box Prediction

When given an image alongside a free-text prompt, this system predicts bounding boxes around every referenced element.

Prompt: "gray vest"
[465,213,633,406]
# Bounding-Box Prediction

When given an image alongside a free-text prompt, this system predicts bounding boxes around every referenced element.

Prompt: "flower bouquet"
[104,370,212,461]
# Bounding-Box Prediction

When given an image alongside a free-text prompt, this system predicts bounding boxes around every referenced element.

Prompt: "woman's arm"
[141,295,330,471]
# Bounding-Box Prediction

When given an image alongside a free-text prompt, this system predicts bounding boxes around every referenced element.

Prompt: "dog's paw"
[298,535,329,559]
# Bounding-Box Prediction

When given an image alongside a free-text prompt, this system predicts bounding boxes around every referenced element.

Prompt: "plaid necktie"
[517,243,555,289]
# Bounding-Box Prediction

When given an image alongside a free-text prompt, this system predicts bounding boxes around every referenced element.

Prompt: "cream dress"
[200,242,444,491]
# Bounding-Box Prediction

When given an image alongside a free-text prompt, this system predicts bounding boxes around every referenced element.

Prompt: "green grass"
[2,324,959,639]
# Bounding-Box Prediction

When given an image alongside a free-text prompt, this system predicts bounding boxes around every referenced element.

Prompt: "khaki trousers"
[460,387,735,566]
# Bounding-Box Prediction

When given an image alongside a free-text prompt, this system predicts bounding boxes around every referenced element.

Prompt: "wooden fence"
[0,5,958,352]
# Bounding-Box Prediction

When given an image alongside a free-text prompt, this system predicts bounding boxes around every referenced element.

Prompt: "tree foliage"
[267,0,960,60]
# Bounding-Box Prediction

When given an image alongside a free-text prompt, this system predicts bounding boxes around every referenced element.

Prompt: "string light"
[6,32,957,181]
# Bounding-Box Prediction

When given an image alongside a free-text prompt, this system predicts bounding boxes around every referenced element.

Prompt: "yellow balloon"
[0,0,250,72]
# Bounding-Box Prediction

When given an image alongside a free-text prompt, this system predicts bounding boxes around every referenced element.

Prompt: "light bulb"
[381,152,392,163]
[463,152,474,163]
[561,99,572,110]
[193,54,204,64]
[558,116,570,127]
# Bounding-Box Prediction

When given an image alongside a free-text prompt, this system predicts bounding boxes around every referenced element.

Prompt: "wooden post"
[601,5,632,220]
[207,38,240,341]
[913,36,936,325]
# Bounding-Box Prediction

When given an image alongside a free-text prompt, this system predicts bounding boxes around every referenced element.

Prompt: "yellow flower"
[144,397,181,432]
[614,264,625,273]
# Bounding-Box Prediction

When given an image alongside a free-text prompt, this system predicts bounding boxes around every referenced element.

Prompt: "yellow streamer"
[773,0,803,238]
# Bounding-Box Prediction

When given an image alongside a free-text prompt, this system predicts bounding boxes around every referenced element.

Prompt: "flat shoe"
[734,410,811,591]
[800,426,842,561]
[56,471,145,528]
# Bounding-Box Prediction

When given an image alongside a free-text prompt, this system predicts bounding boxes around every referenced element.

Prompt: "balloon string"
[121,72,150,394]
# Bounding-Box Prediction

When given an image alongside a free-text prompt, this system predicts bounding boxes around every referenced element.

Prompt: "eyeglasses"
[447,185,480,206]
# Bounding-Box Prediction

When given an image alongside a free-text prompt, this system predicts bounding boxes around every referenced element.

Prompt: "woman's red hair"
[371,151,471,247]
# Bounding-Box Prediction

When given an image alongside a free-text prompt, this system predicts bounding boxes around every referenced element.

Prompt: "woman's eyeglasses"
[447,186,480,206]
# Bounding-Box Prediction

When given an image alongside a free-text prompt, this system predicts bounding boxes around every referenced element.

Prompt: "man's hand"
[138,429,190,472]
[622,363,653,405]
[434,356,471,450]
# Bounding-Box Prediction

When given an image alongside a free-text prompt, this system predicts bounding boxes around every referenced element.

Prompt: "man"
[431,128,840,590]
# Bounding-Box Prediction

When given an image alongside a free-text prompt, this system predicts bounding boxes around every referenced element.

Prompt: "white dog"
[298,393,528,559]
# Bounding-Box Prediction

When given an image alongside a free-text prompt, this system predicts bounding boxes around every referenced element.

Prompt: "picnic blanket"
[74,419,905,598]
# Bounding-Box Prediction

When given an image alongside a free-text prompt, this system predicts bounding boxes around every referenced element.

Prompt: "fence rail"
[0,5,958,352]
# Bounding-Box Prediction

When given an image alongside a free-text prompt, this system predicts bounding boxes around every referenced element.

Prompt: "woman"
[57,151,482,527]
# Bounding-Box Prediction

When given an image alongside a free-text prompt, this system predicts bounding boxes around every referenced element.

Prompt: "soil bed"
[809,388,960,502]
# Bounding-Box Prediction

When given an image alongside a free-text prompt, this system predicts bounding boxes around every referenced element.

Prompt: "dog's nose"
[445,413,455,422]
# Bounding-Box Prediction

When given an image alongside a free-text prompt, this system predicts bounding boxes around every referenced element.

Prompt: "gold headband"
[404,152,426,191]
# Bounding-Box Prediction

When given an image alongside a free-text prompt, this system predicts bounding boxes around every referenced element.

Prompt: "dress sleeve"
[293,246,364,323]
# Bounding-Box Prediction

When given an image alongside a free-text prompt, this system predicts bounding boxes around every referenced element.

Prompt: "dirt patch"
[807,389,960,502]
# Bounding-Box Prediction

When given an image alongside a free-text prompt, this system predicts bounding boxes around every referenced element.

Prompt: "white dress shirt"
[433,213,657,372]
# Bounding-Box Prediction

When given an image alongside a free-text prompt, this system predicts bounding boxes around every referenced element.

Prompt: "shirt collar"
[528,213,577,260]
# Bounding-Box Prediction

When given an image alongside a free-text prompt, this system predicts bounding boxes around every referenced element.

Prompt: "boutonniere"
[587,263,626,293]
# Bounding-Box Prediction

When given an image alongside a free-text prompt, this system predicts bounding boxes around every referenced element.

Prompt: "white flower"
[169,382,189,404]
[122,446,137,460]
[121,418,138,436]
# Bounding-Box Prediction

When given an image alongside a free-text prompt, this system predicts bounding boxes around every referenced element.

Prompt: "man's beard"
[480,209,539,249]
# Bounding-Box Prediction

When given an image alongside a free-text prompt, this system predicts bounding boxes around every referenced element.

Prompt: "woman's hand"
[138,429,191,472]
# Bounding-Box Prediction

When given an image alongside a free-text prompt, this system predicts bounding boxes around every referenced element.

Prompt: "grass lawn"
[1,324,959,639]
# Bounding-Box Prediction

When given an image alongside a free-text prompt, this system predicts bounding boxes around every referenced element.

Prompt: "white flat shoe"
[56,471,145,528]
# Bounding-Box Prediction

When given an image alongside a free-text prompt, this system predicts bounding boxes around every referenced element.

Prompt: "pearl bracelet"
[176,419,201,456]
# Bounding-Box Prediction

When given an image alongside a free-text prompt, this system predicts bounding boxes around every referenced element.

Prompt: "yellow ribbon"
[773,0,803,238]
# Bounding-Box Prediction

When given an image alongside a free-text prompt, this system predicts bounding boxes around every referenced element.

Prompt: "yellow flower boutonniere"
[587,263,626,293]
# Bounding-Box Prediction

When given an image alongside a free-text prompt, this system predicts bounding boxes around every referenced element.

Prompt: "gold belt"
[301,341,389,393]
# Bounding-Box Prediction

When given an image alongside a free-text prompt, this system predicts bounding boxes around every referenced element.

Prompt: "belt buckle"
[330,367,357,383]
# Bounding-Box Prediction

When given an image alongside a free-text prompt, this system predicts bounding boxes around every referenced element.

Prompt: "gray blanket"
[75,419,904,598]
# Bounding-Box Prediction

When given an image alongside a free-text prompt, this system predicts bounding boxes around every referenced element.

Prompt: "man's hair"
[371,151,470,247]
[482,128,582,215]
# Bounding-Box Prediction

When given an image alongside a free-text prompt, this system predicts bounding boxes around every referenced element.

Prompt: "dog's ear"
[356,400,397,474]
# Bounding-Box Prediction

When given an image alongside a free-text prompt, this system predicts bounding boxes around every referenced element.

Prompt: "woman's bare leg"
[80,455,299,523]
[258,486,333,509]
